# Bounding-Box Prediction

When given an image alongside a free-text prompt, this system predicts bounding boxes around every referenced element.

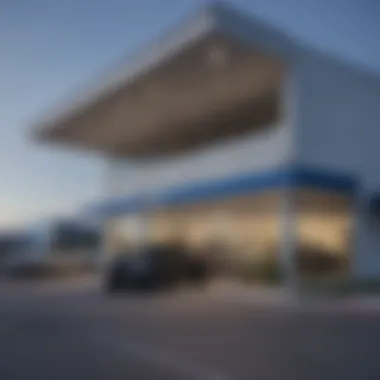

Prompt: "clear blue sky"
[1,0,379,229]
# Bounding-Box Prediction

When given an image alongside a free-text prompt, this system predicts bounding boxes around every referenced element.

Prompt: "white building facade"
[34,3,380,283]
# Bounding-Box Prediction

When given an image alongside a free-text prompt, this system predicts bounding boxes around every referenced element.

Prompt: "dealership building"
[34,3,380,283]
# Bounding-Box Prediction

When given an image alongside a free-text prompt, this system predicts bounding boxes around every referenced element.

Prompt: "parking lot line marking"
[92,333,229,380]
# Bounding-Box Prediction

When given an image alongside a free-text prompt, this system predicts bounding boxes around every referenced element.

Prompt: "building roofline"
[32,1,380,153]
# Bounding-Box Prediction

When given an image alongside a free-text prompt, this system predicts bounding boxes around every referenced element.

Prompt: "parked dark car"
[105,244,209,293]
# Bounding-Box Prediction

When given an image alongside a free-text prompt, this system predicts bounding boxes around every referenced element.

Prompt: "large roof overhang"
[33,3,296,157]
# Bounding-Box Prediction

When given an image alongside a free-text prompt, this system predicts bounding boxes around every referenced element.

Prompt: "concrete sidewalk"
[206,279,296,306]
[0,274,100,296]
[206,279,380,315]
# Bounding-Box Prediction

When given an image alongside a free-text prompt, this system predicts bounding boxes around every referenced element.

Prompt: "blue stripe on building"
[91,165,357,216]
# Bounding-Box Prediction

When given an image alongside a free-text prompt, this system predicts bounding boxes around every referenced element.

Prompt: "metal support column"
[279,187,298,292]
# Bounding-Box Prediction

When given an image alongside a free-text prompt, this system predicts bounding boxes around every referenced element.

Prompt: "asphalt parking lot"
[0,277,380,380]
